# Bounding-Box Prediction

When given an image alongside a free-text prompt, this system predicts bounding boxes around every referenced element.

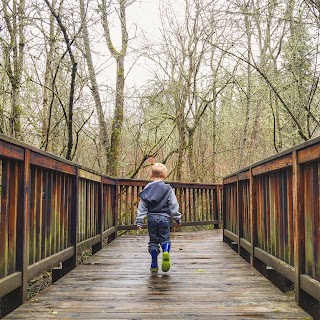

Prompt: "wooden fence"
[223,136,320,317]
[0,134,222,318]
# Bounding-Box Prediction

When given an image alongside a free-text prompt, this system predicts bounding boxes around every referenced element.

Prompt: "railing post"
[1,150,30,318]
[292,150,305,305]
[217,186,222,229]
[237,176,242,255]
[222,183,226,241]
[92,181,104,254]
[249,168,257,266]
[21,149,30,303]
[52,167,79,283]
[108,181,119,243]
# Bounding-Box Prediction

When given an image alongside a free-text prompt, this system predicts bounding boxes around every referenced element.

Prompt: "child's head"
[150,163,167,180]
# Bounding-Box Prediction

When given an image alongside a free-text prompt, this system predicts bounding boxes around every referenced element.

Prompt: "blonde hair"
[151,163,167,179]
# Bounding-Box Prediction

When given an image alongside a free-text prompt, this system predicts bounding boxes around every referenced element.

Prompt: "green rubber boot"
[161,243,171,272]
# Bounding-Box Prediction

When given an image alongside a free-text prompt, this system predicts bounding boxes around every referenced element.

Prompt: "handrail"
[223,135,320,317]
[0,133,222,317]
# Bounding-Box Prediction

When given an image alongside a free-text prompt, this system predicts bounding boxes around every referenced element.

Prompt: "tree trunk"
[187,129,196,181]
[42,0,57,151]
[2,0,26,139]
[80,0,109,168]
[239,1,252,168]
[108,56,125,176]
[45,0,77,160]
[100,0,129,176]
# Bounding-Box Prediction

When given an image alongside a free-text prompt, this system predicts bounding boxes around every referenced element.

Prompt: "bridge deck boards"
[4,230,312,319]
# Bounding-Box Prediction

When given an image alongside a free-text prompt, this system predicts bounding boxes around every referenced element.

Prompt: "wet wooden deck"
[4,230,312,319]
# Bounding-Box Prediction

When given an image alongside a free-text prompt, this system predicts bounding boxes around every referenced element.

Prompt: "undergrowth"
[27,247,93,300]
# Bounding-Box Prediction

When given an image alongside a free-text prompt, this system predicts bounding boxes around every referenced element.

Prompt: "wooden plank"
[189,188,193,223]
[97,182,104,251]
[27,247,74,281]
[238,171,250,181]
[250,168,257,260]
[77,235,100,253]
[223,175,237,184]
[316,163,320,283]
[117,180,147,187]
[29,167,36,264]
[113,182,119,239]
[118,185,123,225]
[21,149,31,303]
[170,182,220,190]
[252,154,292,176]
[254,247,295,282]
[237,177,241,254]
[125,186,129,225]
[42,170,48,259]
[101,177,117,185]
[303,165,314,278]
[30,152,76,175]
[130,186,135,225]
[240,238,252,253]
[102,227,116,240]
[0,140,24,161]
[35,167,42,262]
[0,160,10,278]
[297,143,320,164]
[60,175,66,251]
[8,162,18,274]
[224,229,239,244]
[5,230,311,320]
[287,168,294,267]
[78,169,101,183]
[300,274,320,301]
[0,272,21,297]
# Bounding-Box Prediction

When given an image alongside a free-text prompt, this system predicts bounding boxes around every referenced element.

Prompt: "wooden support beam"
[249,168,257,264]
[292,151,305,305]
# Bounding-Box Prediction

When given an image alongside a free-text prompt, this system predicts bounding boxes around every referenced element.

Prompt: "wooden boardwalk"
[4,230,312,319]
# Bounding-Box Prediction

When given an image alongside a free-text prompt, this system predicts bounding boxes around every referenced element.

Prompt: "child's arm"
[135,199,148,229]
[168,189,182,225]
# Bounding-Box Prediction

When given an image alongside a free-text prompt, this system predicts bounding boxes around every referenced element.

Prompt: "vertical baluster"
[292,151,305,305]
[118,185,123,226]
[29,165,36,264]
[0,160,9,278]
[131,186,135,225]
[35,168,42,261]
[48,171,53,256]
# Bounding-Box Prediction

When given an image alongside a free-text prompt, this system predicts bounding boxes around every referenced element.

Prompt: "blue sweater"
[135,181,181,227]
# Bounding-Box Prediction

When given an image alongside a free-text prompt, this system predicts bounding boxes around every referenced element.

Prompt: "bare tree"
[38,0,60,152]
[44,0,78,160]
[79,0,109,169]
[1,0,26,139]
[99,0,131,176]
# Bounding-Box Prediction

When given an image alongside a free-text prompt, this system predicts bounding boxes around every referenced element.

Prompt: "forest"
[0,0,320,182]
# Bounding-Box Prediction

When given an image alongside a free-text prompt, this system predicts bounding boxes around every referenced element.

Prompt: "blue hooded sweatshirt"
[135,181,181,227]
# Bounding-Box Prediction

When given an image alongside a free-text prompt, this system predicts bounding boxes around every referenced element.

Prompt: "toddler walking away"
[135,163,181,272]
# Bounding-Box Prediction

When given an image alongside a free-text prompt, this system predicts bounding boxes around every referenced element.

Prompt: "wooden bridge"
[0,134,319,319]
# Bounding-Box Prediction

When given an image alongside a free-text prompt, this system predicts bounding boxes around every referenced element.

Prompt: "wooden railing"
[223,136,320,318]
[0,134,222,318]
[116,179,222,231]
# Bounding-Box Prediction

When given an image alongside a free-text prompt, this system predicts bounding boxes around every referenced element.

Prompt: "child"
[136,163,181,272]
